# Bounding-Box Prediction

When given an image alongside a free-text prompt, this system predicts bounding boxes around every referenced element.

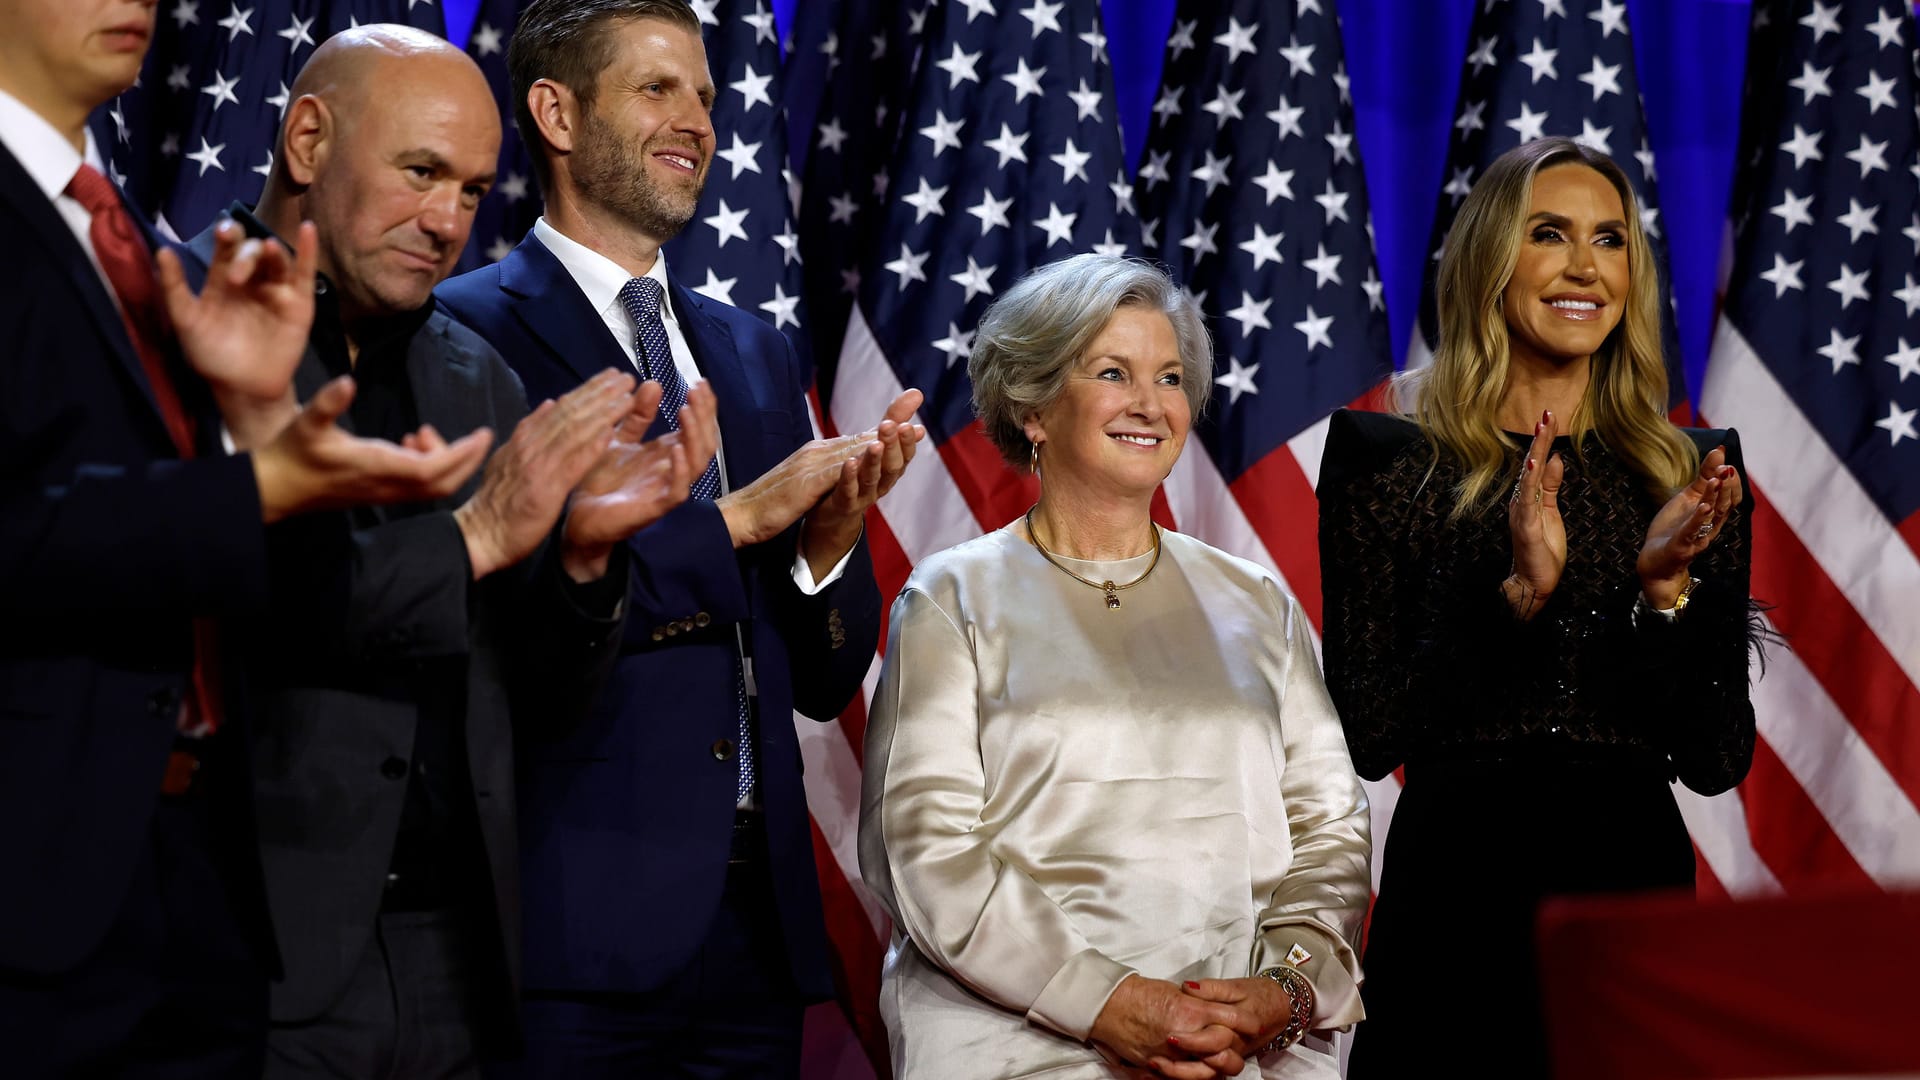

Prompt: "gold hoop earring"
[1029,441,1040,475]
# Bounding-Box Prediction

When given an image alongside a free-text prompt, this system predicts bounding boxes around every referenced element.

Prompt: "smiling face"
[304,53,500,323]
[0,0,156,130]
[570,16,716,245]
[1500,163,1631,371]
[1023,306,1192,505]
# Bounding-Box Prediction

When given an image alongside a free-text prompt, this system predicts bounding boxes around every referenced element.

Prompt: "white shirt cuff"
[791,530,857,594]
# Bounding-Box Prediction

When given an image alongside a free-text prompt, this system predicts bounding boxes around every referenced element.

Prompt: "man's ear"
[280,95,330,188]
[526,78,580,157]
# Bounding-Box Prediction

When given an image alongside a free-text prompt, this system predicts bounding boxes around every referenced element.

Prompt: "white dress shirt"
[0,88,117,304]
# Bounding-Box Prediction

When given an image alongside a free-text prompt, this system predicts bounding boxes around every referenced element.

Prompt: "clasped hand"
[1091,974,1293,1079]
[1636,445,1741,607]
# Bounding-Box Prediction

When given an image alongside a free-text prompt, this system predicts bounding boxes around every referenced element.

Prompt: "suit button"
[380,756,408,780]
[651,628,665,642]
[693,612,711,627]
[711,738,735,761]
[147,687,181,717]
[678,619,695,633]
[664,624,679,637]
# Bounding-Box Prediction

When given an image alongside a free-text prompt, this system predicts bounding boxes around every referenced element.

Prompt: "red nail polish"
[1184,980,1200,990]
[1167,1035,1182,1047]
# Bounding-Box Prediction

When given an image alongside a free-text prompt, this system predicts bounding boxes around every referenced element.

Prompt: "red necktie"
[65,164,196,456]
[65,164,222,738]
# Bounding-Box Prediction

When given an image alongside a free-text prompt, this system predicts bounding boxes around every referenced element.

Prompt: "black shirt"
[230,204,483,911]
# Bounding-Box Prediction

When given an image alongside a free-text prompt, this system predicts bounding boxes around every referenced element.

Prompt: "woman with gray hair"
[858,254,1371,1079]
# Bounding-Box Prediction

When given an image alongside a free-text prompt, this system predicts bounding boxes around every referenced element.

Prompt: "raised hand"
[1637,445,1742,607]
[1503,410,1566,621]
[799,389,927,573]
[715,387,927,559]
[252,375,492,523]
[560,380,721,582]
[1087,975,1249,1080]
[452,369,639,580]
[157,218,318,409]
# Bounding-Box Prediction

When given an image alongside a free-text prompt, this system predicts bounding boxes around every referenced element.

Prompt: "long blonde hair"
[1394,138,1696,519]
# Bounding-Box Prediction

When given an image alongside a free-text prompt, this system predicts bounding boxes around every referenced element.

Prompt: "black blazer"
[0,142,274,975]
[185,225,627,1037]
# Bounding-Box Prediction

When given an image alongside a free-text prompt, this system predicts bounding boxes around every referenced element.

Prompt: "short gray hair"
[969,254,1211,468]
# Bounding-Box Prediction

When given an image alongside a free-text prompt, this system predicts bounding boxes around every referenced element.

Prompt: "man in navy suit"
[437,1,923,1074]
[0,0,498,1075]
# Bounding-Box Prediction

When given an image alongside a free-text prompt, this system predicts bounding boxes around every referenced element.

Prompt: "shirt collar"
[532,216,679,327]
[0,87,105,204]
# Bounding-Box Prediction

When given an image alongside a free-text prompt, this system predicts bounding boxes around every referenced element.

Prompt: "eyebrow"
[398,148,495,187]
[1528,210,1627,231]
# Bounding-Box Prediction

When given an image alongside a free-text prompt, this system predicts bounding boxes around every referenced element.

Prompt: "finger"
[1713,465,1738,518]
[1163,1024,1237,1054]
[1178,979,1242,1004]
[1700,445,1726,482]
[411,423,449,453]
[290,220,319,291]
[1539,452,1565,507]
[885,387,924,425]
[1143,1055,1218,1080]
[1529,410,1555,466]
[223,237,266,291]
[300,375,358,429]
[420,429,493,497]
[629,379,666,424]
[1202,1049,1248,1075]
[154,247,194,326]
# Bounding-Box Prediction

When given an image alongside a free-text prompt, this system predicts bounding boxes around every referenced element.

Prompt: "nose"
[1128,378,1164,422]
[417,184,463,245]
[675,97,714,143]
[1564,238,1599,283]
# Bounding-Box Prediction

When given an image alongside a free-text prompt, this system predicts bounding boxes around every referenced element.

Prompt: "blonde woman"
[862,255,1371,1078]
[1318,138,1759,1077]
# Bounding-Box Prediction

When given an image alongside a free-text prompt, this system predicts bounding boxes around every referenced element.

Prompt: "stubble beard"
[574,105,704,244]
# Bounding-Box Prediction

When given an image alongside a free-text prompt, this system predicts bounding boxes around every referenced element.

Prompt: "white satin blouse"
[858,526,1371,1079]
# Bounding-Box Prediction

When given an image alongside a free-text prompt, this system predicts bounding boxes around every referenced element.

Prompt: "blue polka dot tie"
[618,277,754,803]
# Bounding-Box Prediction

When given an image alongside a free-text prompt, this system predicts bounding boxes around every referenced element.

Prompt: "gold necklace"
[1025,507,1162,610]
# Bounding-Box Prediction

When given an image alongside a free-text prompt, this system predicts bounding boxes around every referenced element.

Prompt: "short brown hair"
[508,0,702,192]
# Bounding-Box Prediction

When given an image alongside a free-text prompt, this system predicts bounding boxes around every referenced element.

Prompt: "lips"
[652,148,702,174]
[1544,294,1605,321]
[1108,433,1163,448]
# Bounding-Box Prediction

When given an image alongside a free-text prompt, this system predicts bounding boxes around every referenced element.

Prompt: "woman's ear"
[1021,412,1045,447]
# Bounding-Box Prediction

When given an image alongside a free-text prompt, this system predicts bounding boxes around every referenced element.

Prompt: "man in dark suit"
[183,26,718,1079]
[437,1,924,1074]
[0,2,500,1075]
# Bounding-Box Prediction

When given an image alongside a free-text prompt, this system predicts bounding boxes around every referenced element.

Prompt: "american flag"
[1134,0,1392,631]
[1409,0,1685,408]
[796,0,1140,1071]
[94,0,444,239]
[1692,0,1920,896]
[456,0,538,271]
[1131,0,1395,897]
[786,0,926,404]
[657,0,810,361]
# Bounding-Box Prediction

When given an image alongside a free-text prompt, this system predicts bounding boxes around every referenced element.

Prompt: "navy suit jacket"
[0,142,273,975]
[436,234,879,999]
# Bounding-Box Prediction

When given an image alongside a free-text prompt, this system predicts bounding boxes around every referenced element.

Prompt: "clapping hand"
[156,219,319,447]
[1503,410,1567,621]
[1637,445,1742,608]
[560,379,721,582]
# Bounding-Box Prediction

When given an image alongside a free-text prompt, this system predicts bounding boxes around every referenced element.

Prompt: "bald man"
[182,27,716,1077]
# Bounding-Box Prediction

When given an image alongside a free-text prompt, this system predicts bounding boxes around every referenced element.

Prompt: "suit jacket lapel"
[406,317,490,509]
[0,142,171,439]
[500,233,632,387]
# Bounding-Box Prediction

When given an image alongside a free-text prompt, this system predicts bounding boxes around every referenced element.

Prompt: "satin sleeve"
[858,586,1134,1042]
[1250,586,1372,1031]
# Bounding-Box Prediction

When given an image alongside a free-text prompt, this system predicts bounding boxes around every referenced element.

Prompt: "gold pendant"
[1104,581,1120,609]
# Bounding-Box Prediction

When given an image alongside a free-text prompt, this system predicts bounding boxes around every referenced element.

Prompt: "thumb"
[301,375,357,429]
[1540,452,1566,498]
